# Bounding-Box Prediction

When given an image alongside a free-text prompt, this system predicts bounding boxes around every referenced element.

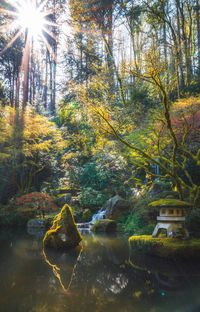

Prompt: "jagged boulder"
[105,195,130,221]
[43,204,82,249]
[90,219,117,233]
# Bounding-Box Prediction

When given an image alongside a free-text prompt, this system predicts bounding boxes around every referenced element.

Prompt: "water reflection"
[27,226,46,237]
[0,230,200,312]
[43,246,82,293]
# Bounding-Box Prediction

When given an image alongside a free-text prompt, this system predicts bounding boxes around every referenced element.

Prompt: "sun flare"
[0,0,58,57]
[16,1,45,38]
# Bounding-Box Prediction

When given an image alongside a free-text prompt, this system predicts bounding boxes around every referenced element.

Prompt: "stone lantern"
[149,199,191,238]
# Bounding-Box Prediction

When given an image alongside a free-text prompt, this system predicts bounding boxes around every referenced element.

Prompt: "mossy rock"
[82,209,92,222]
[56,188,80,196]
[43,204,82,249]
[149,198,191,208]
[105,195,130,221]
[129,235,200,260]
[90,219,117,233]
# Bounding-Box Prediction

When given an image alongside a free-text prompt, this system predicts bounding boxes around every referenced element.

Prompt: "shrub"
[0,105,65,204]
[78,187,107,210]
[185,209,200,238]
[120,213,156,235]
[0,204,35,227]
[15,192,57,217]
[119,194,159,235]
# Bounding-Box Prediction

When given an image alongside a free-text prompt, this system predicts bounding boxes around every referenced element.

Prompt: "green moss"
[56,187,71,192]
[57,193,71,199]
[149,198,191,208]
[43,204,82,249]
[90,219,117,233]
[82,209,92,222]
[95,219,114,223]
[129,235,200,259]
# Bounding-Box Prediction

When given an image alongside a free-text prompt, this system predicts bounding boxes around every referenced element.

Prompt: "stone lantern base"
[152,218,189,238]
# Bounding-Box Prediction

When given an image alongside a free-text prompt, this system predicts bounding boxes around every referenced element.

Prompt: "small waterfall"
[77,209,106,234]
[77,222,91,234]
[91,209,106,223]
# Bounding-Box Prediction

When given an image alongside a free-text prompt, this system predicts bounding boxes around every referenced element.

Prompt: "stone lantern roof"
[148,199,191,209]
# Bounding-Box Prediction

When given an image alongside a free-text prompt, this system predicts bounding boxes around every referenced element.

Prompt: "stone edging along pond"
[129,235,200,260]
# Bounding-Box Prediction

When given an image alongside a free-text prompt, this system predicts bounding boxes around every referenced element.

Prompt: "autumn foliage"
[0,105,66,202]
[15,192,57,217]
[172,97,200,141]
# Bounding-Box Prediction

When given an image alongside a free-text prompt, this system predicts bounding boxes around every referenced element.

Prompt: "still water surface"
[0,230,200,312]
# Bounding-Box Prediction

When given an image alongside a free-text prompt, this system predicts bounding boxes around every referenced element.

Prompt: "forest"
[0,0,200,235]
[2,1,200,311]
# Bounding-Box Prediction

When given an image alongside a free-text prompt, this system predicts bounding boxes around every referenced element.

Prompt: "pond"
[0,229,200,312]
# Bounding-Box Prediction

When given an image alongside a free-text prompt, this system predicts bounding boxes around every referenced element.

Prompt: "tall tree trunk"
[43,50,48,110]
[22,30,30,110]
[51,0,57,114]
[49,56,53,111]
[177,0,192,86]
[176,0,185,88]
[106,0,114,93]
[196,0,200,71]
[29,40,34,105]
[52,48,57,113]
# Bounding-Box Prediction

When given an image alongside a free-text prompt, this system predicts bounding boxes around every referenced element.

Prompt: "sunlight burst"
[16,1,45,38]
[0,0,59,108]
[0,0,58,58]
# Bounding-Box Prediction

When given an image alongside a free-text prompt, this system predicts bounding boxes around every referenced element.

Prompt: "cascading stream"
[77,209,106,233]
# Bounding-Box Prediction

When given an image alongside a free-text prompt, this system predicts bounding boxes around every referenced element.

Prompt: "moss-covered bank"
[129,235,200,260]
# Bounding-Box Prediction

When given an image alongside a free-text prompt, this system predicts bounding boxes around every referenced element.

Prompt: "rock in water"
[105,195,130,221]
[90,219,117,233]
[43,204,82,249]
